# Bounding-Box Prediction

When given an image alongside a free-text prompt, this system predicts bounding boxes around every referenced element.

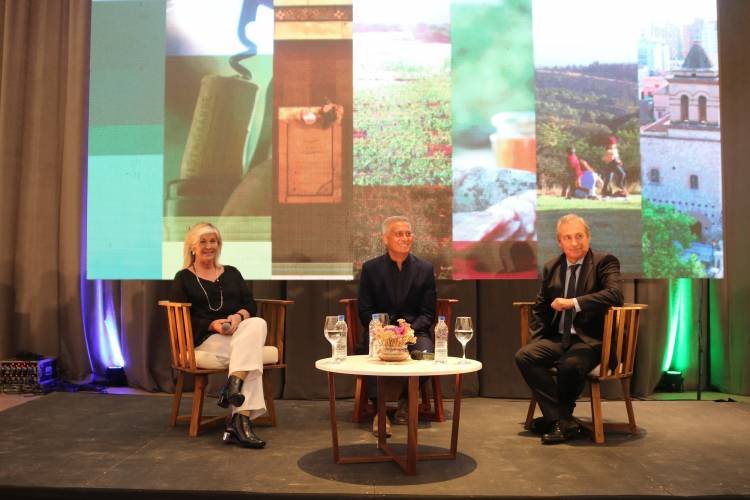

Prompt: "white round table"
[315,354,482,475]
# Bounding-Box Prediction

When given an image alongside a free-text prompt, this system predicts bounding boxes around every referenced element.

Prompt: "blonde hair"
[182,222,222,268]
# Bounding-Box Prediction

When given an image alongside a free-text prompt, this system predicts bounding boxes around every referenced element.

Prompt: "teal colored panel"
[87,155,163,279]
[89,0,166,125]
[89,125,163,155]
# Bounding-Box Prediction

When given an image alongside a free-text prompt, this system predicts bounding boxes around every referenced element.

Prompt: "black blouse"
[170,265,257,347]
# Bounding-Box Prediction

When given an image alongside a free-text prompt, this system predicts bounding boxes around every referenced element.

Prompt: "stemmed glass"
[454,316,474,364]
[323,315,342,364]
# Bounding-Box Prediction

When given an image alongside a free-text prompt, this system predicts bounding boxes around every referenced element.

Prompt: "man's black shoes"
[528,417,554,435]
[541,418,580,445]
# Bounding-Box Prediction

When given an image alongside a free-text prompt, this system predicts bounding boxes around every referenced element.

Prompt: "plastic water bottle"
[368,314,380,358]
[434,315,448,363]
[334,315,348,362]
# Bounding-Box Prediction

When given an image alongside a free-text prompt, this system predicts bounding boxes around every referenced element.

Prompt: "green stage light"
[663,278,693,373]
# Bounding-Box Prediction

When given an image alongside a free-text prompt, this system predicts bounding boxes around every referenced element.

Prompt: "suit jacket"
[357,253,437,352]
[530,249,623,348]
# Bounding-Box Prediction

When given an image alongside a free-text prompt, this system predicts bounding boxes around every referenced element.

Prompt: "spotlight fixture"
[105,366,127,387]
[657,370,684,392]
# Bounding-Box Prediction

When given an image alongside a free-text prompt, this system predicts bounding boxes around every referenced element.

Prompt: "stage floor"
[0,392,748,498]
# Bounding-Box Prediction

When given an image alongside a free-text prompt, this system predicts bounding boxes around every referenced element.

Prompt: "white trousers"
[195,317,267,419]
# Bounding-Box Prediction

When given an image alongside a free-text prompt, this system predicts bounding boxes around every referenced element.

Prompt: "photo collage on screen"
[86,0,723,280]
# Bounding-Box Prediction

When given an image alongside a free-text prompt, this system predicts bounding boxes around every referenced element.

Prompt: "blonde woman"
[170,222,267,448]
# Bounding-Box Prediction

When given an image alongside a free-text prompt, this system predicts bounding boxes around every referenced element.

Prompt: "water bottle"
[334,315,348,362]
[368,314,380,358]
[434,315,448,363]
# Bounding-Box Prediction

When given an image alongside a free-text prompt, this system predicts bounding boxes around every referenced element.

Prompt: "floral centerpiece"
[374,319,415,362]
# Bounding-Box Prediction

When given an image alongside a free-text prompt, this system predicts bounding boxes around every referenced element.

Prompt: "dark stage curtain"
[0,0,92,381]
[710,0,750,395]
[1,0,748,398]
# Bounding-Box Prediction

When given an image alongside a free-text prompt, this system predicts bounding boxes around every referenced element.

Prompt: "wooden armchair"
[340,298,458,423]
[513,301,537,429]
[514,301,647,443]
[159,298,293,437]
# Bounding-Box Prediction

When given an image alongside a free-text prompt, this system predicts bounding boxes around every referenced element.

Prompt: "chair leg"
[420,383,431,413]
[589,381,604,444]
[190,374,208,437]
[417,376,446,422]
[524,396,537,429]
[431,376,445,422]
[170,371,184,427]
[262,371,277,427]
[352,375,370,423]
[621,378,637,434]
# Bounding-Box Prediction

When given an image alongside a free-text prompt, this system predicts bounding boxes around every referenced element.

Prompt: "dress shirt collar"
[566,257,584,267]
[386,252,413,271]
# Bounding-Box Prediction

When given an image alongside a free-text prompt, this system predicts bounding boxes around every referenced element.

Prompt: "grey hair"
[381,215,411,235]
[556,213,590,238]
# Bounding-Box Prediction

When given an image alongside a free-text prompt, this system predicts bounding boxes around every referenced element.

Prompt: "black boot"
[218,375,245,408]
[222,413,266,449]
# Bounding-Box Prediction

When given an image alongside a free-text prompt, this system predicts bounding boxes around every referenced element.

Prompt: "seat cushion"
[588,364,615,377]
[195,346,278,369]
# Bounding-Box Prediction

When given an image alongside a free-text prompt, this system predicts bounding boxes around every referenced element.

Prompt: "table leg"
[450,373,463,457]
[406,375,419,475]
[377,376,387,448]
[327,372,339,463]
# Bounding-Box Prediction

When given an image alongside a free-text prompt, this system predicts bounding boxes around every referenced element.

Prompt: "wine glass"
[454,316,474,364]
[323,315,342,364]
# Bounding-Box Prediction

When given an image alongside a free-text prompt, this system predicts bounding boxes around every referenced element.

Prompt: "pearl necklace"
[192,265,223,312]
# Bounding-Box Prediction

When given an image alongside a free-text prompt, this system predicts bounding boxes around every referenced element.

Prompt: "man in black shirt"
[357,216,437,434]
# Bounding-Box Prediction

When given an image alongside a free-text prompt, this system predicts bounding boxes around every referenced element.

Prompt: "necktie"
[562,264,580,350]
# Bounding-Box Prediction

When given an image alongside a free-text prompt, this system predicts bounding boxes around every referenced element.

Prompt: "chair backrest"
[158,300,198,371]
[255,299,294,366]
[596,304,647,379]
[340,297,459,352]
[513,301,648,379]
[512,301,535,347]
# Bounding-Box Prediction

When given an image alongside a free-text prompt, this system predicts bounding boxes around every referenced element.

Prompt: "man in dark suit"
[358,216,437,435]
[515,213,623,444]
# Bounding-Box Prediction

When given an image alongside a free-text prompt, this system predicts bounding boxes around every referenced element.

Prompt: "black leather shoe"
[223,413,265,449]
[541,419,579,445]
[218,375,245,408]
[528,417,553,435]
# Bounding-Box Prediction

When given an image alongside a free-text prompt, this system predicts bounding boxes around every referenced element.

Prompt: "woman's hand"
[210,319,232,334]
[227,314,242,333]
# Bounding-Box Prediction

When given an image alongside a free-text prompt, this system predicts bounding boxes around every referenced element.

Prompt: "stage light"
[663,278,693,374]
[105,366,127,387]
[657,369,684,392]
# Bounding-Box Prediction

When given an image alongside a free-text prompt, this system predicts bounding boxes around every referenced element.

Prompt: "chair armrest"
[254,298,294,365]
[158,300,192,307]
